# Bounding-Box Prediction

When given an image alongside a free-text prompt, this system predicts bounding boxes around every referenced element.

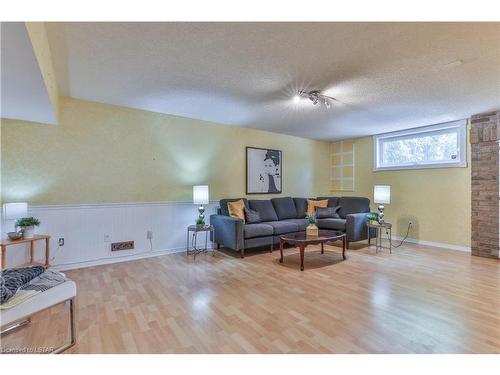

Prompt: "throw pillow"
[306,199,328,216]
[244,207,262,224]
[316,206,341,219]
[227,199,246,222]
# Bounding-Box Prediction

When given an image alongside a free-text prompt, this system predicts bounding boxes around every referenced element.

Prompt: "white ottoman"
[0,279,77,353]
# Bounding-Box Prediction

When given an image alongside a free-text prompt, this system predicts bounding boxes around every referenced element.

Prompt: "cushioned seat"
[283,218,309,231]
[243,223,274,239]
[1,279,76,326]
[265,221,299,235]
[317,218,346,231]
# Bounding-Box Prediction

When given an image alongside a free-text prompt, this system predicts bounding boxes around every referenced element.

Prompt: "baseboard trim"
[391,235,470,253]
[51,246,193,271]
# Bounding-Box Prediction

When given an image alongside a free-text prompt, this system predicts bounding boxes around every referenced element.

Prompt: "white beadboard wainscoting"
[3,201,219,271]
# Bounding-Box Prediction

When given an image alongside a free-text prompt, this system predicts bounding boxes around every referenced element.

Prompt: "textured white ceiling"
[46,22,500,140]
[1,22,57,125]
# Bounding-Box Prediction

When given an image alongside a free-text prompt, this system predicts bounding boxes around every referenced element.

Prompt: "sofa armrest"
[346,212,373,242]
[210,214,244,251]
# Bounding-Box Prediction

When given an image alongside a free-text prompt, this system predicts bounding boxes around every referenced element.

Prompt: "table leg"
[186,230,190,256]
[212,228,216,256]
[368,226,371,245]
[30,240,35,264]
[1,245,6,270]
[342,236,346,260]
[389,227,392,254]
[45,238,50,267]
[279,238,284,263]
[193,233,198,260]
[299,245,305,271]
[321,242,324,254]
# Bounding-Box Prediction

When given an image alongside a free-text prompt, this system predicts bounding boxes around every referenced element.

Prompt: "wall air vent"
[111,241,134,251]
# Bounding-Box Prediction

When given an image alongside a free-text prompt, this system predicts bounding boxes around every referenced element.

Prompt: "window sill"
[373,162,467,172]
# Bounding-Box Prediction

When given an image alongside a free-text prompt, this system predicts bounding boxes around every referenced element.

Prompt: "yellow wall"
[331,133,471,248]
[25,22,59,122]
[1,97,331,205]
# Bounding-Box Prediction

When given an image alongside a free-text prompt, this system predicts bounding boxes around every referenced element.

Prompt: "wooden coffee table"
[279,230,346,271]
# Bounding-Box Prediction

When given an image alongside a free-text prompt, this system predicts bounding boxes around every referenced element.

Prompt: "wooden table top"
[1,234,51,246]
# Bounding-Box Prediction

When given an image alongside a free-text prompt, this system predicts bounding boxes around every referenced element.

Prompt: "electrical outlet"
[58,238,65,246]
[147,230,153,239]
[408,220,414,227]
[104,234,111,242]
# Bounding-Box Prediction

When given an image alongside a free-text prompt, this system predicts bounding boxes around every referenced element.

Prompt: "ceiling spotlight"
[293,94,301,103]
[296,90,336,109]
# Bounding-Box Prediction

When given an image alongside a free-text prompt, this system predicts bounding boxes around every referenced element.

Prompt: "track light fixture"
[295,90,336,109]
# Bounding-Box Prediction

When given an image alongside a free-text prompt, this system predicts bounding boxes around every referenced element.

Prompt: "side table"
[186,225,215,259]
[367,222,392,254]
[1,234,51,270]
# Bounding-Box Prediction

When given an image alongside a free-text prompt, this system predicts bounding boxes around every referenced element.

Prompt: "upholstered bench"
[0,279,77,353]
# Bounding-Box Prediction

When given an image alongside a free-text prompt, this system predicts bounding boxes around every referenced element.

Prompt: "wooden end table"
[1,234,51,270]
[279,230,346,271]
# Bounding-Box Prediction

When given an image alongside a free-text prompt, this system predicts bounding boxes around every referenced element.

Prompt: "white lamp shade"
[374,185,391,205]
[193,185,209,205]
[4,202,28,220]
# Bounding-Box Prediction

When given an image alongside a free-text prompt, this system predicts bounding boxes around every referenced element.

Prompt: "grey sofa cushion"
[244,207,261,224]
[283,218,309,231]
[249,200,279,222]
[271,197,297,220]
[244,223,274,239]
[219,198,249,216]
[316,206,341,219]
[338,197,370,219]
[293,197,308,218]
[317,196,340,208]
[265,221,299,235]
[317,218,346,231]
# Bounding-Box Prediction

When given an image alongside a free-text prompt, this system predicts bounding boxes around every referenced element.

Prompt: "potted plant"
[195,217,206,228]
[306,213,319,237]
[367,212,379,225]
[15,217,40,239]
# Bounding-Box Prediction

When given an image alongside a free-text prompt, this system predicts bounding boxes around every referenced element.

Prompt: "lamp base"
[377,205,385,225]
[196,205,205,225]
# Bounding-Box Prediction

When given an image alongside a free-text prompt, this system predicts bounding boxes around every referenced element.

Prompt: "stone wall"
[470,111,500,258]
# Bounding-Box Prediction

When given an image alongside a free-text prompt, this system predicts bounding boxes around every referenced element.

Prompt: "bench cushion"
[265,221,299,235]
[338,197,370,219]
[317,218,346,231]
[249,200,279,222]
[271,197,297,220]
[282,218,309,231]
[1,280,76,326]
[317,196,340,208]
[244,223,274,239]
[293,198,308,218]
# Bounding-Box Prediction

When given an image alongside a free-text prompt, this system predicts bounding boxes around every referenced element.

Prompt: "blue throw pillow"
[316,206,341,219]
[244,207,262,224]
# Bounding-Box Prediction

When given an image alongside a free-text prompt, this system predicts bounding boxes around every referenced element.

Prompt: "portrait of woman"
[246,147,282,194]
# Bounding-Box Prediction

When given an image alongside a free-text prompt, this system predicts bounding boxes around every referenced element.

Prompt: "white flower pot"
[22,226,36,239]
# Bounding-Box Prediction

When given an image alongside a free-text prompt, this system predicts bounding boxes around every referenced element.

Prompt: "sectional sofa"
[210,196,374,258]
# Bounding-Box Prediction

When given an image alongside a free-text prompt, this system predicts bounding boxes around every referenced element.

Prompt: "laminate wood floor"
[2,242,499,353]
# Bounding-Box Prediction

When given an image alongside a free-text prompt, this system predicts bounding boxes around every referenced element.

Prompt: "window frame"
[373,120,468,172]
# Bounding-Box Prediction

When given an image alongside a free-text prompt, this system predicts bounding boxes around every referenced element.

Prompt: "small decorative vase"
[22,226,35,239]
[306,224,319,237]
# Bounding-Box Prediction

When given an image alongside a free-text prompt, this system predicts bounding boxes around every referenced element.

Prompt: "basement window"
[373,120,467,171]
